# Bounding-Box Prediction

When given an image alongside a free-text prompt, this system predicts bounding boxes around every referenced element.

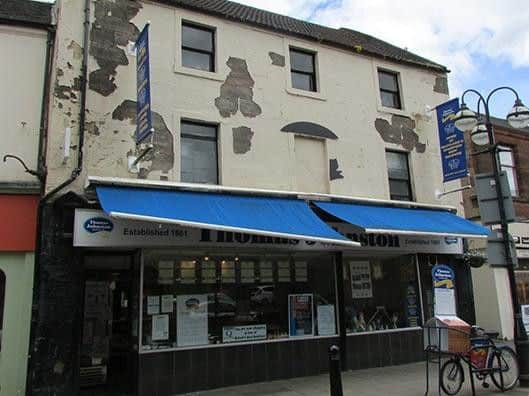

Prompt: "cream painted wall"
[0,253,34,396]
[0,26,47,184]
[46,0,463,212]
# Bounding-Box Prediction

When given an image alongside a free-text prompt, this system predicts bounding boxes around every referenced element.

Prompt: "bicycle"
[439,326,519,395]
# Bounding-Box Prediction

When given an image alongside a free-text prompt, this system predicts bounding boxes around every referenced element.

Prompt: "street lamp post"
[454,87,529,385]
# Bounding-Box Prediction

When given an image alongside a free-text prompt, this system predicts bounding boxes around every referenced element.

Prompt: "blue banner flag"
[135,24,153,143]
[436,98,468,182]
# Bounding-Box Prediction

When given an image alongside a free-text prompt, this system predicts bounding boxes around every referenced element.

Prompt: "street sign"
[135,24,153,143]
[436,98,468,182]
[475,172,516,225]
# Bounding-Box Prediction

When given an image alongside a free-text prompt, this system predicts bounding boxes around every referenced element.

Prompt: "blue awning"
[96,186,358,246]
[314,201,490,238]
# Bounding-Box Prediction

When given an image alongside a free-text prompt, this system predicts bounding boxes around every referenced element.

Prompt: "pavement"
[186,362,529,396]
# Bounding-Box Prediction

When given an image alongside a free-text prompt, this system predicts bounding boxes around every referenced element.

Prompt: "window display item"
[157,260,174,285]
[152,314,169,341]
[317,304,336,335]
[176,294,208,347]
[288,294,314,337]
[147,295,160,315]
[161,294,173,313]
[350,261,373,299]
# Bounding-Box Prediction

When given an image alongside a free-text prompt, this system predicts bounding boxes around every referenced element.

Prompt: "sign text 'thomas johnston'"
[198,228,401,248]
[74,209,462,254]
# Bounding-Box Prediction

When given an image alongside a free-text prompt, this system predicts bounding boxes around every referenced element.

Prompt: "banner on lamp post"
[135,24,153,143]
[436,98,468,182]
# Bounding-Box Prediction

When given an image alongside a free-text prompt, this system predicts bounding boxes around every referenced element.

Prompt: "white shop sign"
[222,325,267,343]
[73,209,463,254]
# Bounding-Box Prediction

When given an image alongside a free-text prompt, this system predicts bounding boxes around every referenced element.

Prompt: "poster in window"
[278,260,291,282]
[288,294,314,337]
[161,294,174,313]
[147,295,160,315]
[350,261,373,299]
[157,260,174,285]
[260,261,274,282]
[180,260,196,284]
[405,284,420,327]
[201,261,216,284]
[295,261,308,282]
[241,261,255,284]
[152,314,169,341]
[176,294,208,347]
[317,304,336,335]
[221,260,235,283]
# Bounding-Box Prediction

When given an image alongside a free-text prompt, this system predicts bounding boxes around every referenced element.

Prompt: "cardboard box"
[424,315,471,354]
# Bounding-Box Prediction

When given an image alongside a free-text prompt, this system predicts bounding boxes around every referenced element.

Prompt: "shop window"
[180,121,218,184]
[0,270,4,350]
[182,22,215,72]
[378,69,402,109]
[343,256,422,333]
[290,48,317,92]
[386,150,413,201]
[498,145,518,197]
[141,251,337,351]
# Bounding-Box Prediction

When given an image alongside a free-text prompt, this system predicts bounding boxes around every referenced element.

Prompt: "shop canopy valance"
[314,201,490,239]
[96,186,359,247]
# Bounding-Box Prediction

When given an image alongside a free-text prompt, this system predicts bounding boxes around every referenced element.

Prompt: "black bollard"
[329,345,344,396]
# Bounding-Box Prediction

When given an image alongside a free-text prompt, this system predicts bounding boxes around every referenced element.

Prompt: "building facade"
[28,1,488,395]
[0,1,54,395]
[462,117,529,339]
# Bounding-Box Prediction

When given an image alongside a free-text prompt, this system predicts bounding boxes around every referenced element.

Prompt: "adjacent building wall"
[0,253,35,396]
[0,25,47,186]
[464,122,529,339]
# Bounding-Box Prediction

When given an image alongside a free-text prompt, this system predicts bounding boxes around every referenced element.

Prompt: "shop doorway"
[80,253,138,396]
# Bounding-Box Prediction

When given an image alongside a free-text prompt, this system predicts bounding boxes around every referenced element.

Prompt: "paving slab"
[186,362,529,396]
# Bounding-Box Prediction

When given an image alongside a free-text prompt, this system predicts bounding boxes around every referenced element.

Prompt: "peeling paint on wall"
[232,126,254,154]
[54,84,73,100]
[67,40,83,60]
[112,100,174,176]
[374,115,426,153]
[215,57,262,118]
[268,52,285,67]
[434,76,449,95]
[89,0,142,96]
[85,121,100,136]
[329,158,344,180]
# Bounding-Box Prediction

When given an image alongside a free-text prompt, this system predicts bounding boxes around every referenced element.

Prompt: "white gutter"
[86,176,458,212]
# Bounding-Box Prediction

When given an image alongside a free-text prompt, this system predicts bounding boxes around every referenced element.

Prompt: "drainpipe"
[35,26,56,193]
[26,0,91,393]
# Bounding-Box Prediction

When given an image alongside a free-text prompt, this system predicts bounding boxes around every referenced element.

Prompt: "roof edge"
[151,0,449,74]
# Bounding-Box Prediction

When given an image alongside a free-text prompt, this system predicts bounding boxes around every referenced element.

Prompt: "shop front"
[0,194,39,396]
[70,178,488,395]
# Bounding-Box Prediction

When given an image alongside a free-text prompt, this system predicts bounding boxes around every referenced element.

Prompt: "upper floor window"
[290,48,317,92]
[378,70,402,109]
[386,150,413,201]
[182,22,215,72]
[499,145,518,197]
[181,121,218,184]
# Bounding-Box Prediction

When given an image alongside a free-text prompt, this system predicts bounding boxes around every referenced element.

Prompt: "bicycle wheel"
[440,358,464,395]
[488,346,519,391]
